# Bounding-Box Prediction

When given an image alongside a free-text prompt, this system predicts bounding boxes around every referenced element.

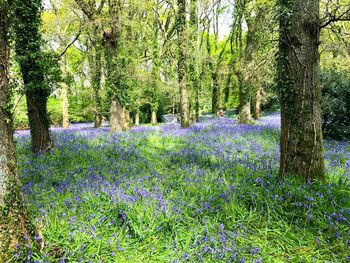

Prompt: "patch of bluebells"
[14,114,350,262]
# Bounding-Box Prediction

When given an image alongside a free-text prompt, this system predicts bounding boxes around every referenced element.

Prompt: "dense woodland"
[0,0,350,261]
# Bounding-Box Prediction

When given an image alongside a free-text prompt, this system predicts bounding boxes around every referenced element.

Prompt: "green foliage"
[321,69,350,140]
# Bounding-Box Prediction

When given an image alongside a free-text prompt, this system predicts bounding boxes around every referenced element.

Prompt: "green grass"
[14,120,350,262]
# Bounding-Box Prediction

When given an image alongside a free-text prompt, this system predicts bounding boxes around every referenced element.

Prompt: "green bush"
[320,69,350,140]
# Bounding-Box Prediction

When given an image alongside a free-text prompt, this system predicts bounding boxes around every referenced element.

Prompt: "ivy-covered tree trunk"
[211,71,220,114]
[12,0,52,152]
[104,0,130,132]
[177,0,190,128]
[0,3,36,259]
[278,0,325,180]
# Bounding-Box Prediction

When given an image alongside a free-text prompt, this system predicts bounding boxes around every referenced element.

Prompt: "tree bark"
[0,3,37,259]
[12,0,52,152]
[211,71,220,114]
[238,88,251,124]
[151,111,157,126]
[61,83,69,128]
[89,46,103,128]
[60,56,69,129]
[25,92,52,152]
[123,108,130,131]
[278,0,325,180]
[253,87,261,120]
[109,100,123,132]
[177,0,190,128]
[134,111,140,126]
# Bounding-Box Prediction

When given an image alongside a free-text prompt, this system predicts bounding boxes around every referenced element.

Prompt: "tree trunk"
[177,0,190,128]
[123,108,130,131]
[0,4,37,259]
[61,83,69,128]
[135,111,140,126]
[89,46,103,128]
[238,91,251,124]
[109,100,123,132]
[195,88,200,122]
[211,72,220,114]
[253,87,261,120]
[12,0,52,153]
[237,72,251,124]
[278,0,325,180]
[26,92,52,152]
[151,111,157,126]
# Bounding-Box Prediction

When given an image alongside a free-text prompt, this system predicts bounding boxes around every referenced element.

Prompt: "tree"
[177,0,190,128]
[11,0,52,152]
[44,0,81,129]
[277,0,325,180]
[150,1,161,126]
[0,1,37,258]
[74,0,105,128]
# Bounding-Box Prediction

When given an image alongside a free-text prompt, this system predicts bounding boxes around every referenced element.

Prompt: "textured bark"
[134,111,140,126]
[151,111,157,126]
[109,100,123,132]
[61,83,69,129]
[253,87,261,120]
[26,92,52,152]
[195,88,200,122]
[12,0,52,152]
[211,72,220,114]
[238,8,266,124]
[238,90,251,124]
[189,0,201,121]
[60,56,69,129]
[278,0,325,180]
[150,3,160,124]
[177,0,190,128]
[123,108,130,131]
[0,4,36,259]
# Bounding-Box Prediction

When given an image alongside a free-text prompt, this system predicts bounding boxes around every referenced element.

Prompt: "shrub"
[320,69,350,140]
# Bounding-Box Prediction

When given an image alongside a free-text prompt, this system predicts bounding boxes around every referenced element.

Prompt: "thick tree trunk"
[12,0,52,152]
[94,112,102,128]
[0,4,37,259]
[61,83,69,129]
[238,101,251,124]
[177,0,190,128]
[253,87,261,120]
[151,111,157,126]
[123,108,130,131]
[237,73,251,124]
[26,92,52,152]
[134,111,140,126]
[109,100,123,132]
[278,0,325,180]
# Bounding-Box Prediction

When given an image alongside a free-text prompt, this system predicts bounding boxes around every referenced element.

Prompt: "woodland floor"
[15,114,349,262]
